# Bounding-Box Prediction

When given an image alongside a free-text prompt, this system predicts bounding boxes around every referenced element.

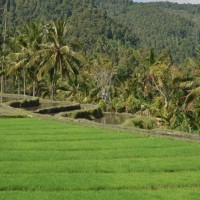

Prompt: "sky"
[134,0,200,4]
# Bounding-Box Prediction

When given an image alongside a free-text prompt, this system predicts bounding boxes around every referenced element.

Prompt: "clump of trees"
[1,21,84,100]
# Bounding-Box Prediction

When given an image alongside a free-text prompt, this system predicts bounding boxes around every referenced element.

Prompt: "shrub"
[35,104,81,114]
[0,115,28,118]
[98,100,107,111]
[108,98,125,113]
[125,95,141,113]
[88,107,103,118]
[123,115,158,129]
[7,98,40,108]
[61,107,103,120]
[115,102,126,113]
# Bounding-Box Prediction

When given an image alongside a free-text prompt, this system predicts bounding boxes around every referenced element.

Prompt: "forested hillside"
[94,0,200,63]
[1,0,200,62]
[0,0,138,54]
[0,0,199,133]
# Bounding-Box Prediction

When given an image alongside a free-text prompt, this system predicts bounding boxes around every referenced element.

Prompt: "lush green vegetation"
[0,0,199,133]
[0,118,199,199]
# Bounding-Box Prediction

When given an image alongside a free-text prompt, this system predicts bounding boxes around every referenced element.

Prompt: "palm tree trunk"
[74,75,78,87]
[33,68,36,97]
[23,67,26,97]
[17,76,20,95]
[51,72,55,100]
[33,81,36,97]
[0,77,3,103]
[4,76,7,94]
[151,75,168,108]
[1,1,7,103]
[51,80,54,100]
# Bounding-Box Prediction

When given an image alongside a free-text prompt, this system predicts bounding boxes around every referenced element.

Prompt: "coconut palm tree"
[37,21,84,100]
[0,0,7,102]
[176,49,200,132]
[6,22,43,97]
[6,34,29,96]
[184,50,200,111]
[22,22,43,97]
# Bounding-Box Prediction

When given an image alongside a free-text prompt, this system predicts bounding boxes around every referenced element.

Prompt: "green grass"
[0,118,200,200]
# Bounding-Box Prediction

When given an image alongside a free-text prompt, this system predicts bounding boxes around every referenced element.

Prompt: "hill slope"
[1,0,200,62]
[94,0,200,62]
[0,0,138,54]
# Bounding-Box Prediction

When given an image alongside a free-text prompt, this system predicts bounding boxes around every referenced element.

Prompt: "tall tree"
[89,57,117,102]
[38,21,83,100]
[184,50,200,111]
[6,34,29,96]
[0,0,7,102]
[22,22,43,97]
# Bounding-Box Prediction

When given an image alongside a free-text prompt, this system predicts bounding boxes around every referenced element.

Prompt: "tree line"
[0,20,199,133]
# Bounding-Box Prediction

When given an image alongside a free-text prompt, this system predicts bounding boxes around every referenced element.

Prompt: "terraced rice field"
[0,118,200,199]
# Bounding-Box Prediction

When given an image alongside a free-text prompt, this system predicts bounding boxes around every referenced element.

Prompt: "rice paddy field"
[0,118,200,200]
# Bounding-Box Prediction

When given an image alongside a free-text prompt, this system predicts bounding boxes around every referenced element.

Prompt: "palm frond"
[185,86,200,110]
[179,81,194,89]
[60,46,70,54]
[7,53,25,61]
[7,59,27,74]
[37,53,57,80]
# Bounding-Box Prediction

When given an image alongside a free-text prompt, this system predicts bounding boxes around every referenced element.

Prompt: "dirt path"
[149,130,200,141]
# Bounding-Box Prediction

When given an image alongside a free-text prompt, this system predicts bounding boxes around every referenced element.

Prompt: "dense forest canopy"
[0,0,139,54]
[94,0,200,63]
[1,0,200,62]
[0,0,199,133]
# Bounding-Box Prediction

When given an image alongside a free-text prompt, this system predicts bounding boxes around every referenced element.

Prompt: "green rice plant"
[0,118,199,200]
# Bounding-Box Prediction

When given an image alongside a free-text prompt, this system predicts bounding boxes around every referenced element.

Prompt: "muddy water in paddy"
[93,112,133,125]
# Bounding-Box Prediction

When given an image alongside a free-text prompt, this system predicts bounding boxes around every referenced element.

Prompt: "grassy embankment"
[0,118,200,200]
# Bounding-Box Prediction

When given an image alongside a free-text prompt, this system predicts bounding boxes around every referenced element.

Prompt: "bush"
[123,115,158,129]
[0,115,28,118]
[61,110,92,120]
[7,98,40,108]
[108,98,125,113]
[125,95,141,113]
[35,104,81,114]
[115,102,126,113]
[72,111,92,120]
[88,107,103,118]
[98,100,107,111]
[61,107,103,120]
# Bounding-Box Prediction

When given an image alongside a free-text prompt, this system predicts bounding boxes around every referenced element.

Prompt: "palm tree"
[177,50,200,132]
[165,50,200,132]
[184,50,200,111]
[149,50,173,108]
[6,34,31,96]
[22,22,43,97]
[6,34,26,95]
[0,0,7,102]
[7,22,43,97]
[38,21,83,100]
